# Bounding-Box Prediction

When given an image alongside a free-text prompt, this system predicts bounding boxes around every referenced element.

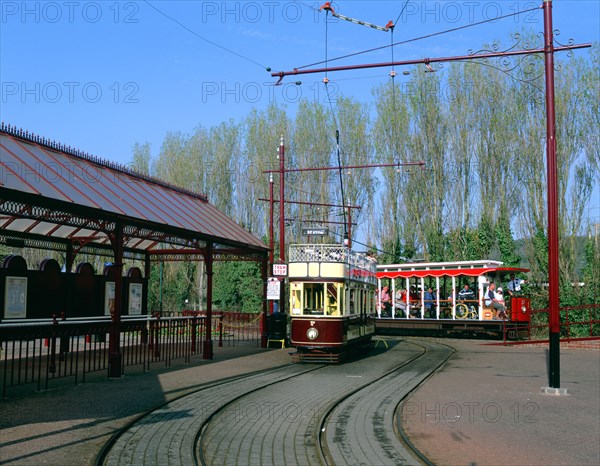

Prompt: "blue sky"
[1,1,599,224]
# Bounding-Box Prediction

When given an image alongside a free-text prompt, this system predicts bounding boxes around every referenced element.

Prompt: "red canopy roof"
[377,267,529,279]
[0,125,268,256]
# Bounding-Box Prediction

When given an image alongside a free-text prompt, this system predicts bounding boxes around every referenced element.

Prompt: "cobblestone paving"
[103,364,314,465]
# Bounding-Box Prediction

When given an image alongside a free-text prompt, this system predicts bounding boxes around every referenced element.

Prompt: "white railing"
[288,244,377,275]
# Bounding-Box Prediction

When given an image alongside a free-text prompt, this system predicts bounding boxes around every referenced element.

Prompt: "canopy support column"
[261,256,268,348]
[203,243,214,360]
[108,222,124,378]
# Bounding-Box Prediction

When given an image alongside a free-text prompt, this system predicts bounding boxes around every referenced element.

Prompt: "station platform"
[0,339,598,466]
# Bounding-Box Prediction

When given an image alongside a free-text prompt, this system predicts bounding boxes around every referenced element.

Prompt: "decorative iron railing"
[0,314,227,396]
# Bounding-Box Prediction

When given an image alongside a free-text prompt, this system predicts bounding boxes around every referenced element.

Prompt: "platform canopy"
[0,124,269,261]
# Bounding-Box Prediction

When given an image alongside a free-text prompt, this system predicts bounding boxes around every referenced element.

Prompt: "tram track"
[318,340,454,466]
[97,363,322,466]
[196,340,426,466]
[97,339,452,466]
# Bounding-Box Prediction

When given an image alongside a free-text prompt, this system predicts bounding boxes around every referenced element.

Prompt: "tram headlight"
[307,327,319,340]
[522,305,527,313]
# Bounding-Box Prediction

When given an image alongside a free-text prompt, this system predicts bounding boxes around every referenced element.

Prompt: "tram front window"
[303,283,325,315]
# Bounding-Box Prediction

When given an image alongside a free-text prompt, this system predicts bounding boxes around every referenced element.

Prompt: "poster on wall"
[129,283,143,315]
[105,281,115,316]
[4,276,27,318]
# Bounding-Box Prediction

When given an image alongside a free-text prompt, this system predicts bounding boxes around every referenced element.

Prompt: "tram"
[375,260,531,338]
[288,244,377,362]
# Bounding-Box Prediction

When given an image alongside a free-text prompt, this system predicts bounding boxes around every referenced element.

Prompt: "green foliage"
[212,261,263,313]
[475,218,495,260]
[495,210,520,267]
[147,262,192,313]
[581,237,600,304]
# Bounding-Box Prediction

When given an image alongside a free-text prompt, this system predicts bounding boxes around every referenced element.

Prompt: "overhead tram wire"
[295,5,540,71]
[394,0,411,27]
[142,0,270,71]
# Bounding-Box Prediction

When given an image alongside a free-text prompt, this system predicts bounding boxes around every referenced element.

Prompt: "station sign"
[272,263,288,276]
[302,228,329,236]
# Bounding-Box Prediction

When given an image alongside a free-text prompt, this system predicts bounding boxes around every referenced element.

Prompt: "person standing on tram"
[507,273,525,298]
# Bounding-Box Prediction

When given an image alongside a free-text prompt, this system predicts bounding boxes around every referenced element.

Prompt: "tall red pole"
[543,0,560,388]
[278,136,286,314]
[269,173,275,315]
[347,208,352,249]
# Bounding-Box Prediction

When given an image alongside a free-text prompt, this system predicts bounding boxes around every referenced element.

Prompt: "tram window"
[291,288,302,315]
[303,283,325,315]
[348,289,355,314]
[326,283,340,316]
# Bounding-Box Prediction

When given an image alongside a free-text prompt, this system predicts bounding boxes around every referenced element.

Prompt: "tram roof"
[0,125,268,256]
[377,260,529,279]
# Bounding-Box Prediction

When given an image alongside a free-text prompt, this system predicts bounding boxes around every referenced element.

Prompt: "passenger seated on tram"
[380,285,392,316]
[424,287,436,318]
[458,283,475,301]
[408,287,420,318]
[394,289,407,316]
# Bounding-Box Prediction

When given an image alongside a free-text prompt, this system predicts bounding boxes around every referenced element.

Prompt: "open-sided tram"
[375,260,531,339]
[288,244,377,362]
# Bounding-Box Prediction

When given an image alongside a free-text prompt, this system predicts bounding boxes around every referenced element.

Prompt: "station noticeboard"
[267,278,280,300]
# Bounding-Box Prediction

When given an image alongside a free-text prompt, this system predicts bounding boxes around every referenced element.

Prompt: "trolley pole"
[543,0,560,389]
[278,136,286,315]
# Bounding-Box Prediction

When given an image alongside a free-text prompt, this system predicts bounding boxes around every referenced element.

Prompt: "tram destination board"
[302,228,328,236]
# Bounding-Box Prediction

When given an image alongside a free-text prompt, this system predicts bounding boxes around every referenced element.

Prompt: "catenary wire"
[142,0,270,71]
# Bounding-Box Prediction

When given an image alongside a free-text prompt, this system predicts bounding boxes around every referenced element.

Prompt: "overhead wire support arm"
[319,2,393,32]
[258,198,361,210]
[263,160,425,174]
[270,43,591,82]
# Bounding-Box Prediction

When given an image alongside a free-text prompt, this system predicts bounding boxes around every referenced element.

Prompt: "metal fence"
[0,313,230,397]
[502,303,600,344]
[181,310,264,344]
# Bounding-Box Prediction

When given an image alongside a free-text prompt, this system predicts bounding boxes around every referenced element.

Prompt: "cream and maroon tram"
[288,244,377,362]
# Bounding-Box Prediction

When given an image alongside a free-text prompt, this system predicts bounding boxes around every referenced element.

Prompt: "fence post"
[191,314,197,353]
[49,314,57,374]
[565,308,570,342]
[59,312,69,361]
[218,314,223,348]
[153,313,161,359]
